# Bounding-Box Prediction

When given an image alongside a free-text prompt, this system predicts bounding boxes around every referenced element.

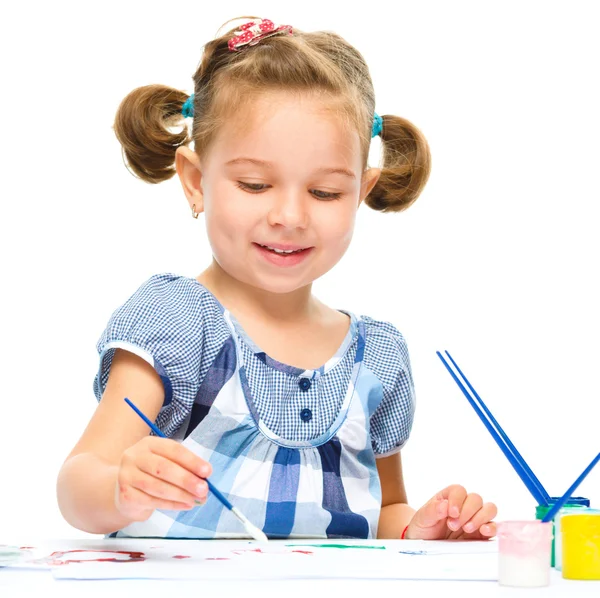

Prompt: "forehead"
[206,90,362,171]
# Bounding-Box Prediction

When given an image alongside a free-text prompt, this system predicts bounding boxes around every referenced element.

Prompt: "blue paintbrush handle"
[436,352,547,505]
[124,397,170,439]
[444,350,551,504]
[124,397,234,511]
[542,451,600,522]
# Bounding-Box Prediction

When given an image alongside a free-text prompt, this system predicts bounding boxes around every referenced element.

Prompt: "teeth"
[261,245,302,254]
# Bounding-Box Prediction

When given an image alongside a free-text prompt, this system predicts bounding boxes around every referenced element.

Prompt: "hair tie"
[372,113,383,138]
[182,95,195,118]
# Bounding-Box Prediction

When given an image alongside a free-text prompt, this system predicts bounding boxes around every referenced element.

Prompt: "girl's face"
[181,91,380,295]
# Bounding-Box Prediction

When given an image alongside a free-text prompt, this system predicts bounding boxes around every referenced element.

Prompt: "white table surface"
[1,538,599,598]
[3,567,599,598]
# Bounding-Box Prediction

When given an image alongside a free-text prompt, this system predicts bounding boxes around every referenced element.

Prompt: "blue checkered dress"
[94,274,415,539]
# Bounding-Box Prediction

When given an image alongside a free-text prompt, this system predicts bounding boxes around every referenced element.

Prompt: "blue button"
[299,377,311,391]
[300,408,312,422]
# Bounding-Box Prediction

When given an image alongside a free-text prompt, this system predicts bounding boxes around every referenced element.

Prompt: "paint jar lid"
[536,502,587,519]
[550,496,590,507]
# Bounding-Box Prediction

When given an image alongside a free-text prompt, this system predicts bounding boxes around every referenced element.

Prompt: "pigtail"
[113,84,192,184]
[366,115,431,212]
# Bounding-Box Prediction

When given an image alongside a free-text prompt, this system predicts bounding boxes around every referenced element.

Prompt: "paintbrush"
[124,397,268,542]
[542,451,600,523]
[437,351,550,505]
[442,350,551,504]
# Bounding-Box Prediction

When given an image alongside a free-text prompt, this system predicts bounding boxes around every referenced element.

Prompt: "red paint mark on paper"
[19,546,36,550]
[205,557,230,561]
[231,548,264,555]
[172,555,191,559]
[291,550,313,555]
[38,549,145,566]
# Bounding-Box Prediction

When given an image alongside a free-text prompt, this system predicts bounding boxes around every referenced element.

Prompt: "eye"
[236,182,341,201]
[236,182,269,193]
[311,189,341,200]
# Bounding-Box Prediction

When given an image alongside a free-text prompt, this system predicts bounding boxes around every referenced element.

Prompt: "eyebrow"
[224,157,356,179]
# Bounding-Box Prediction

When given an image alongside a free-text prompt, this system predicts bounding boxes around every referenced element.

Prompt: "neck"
[197,260,318,324]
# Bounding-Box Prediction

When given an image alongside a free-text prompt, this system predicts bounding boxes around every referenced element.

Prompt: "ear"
[175,146,204,215]
[358,167,381,207]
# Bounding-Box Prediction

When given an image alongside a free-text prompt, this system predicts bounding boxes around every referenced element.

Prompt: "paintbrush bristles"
[231,507,269,542]
[245,522,269,543]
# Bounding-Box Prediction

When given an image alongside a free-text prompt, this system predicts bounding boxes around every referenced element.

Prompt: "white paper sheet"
[3,538,498,581]
[0,545,31,566]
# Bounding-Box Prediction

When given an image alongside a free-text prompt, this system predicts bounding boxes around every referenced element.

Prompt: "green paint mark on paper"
[286,543,385,550]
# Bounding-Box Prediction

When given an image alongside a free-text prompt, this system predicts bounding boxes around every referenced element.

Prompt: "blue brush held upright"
[436,351,550,506]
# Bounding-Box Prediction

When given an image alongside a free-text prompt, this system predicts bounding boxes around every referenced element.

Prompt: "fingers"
[136,451,209,503]
[405,494,453,541]
[448,490,481,532]
[414,496,449,528]
[132,463,205,506]
[441,484,468,521]
[461,502,498,537]
[480,521,497,538]
[117,482,197,519]
[438,485,497,538]
[408,485,498,541]
[117,437,213,519]
[150,437,212,479]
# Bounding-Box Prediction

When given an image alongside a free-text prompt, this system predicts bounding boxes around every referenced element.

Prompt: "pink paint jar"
[498,520,553,587]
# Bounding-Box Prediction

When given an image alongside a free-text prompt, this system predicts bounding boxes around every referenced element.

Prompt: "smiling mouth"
[256,243,310,254]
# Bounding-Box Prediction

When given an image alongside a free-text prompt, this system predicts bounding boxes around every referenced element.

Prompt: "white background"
[1,0,598,541]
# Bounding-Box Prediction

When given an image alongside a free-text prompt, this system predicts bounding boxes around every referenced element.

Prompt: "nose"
[266,189,309,230]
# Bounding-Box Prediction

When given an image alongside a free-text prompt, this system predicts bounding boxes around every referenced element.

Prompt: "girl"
[57,17,497,540]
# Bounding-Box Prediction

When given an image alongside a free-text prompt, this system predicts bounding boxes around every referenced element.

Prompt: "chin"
[252,279,311,295]
[236,272,311,295]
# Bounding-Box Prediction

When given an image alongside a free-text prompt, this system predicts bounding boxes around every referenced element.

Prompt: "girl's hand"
[114,436,212,522]
[404,484,497,540]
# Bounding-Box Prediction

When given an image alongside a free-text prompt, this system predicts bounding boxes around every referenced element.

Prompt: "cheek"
[203,184,259,239]
[322,206,357,247]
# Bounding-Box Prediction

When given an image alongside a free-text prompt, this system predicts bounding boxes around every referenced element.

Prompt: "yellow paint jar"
[562,512,600,580]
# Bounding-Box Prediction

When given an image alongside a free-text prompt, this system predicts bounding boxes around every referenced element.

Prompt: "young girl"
[57,17,497,541]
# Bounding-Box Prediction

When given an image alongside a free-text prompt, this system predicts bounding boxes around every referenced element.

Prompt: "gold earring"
[191,204,199,219]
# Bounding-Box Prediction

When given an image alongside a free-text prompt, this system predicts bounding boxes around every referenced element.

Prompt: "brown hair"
[113,17,431,212]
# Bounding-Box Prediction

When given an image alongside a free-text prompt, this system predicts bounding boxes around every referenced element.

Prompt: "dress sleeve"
[92,274,206,437]
[362,317,416,457]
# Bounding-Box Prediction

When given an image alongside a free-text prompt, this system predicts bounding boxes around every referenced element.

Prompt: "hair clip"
[228,18,293,52]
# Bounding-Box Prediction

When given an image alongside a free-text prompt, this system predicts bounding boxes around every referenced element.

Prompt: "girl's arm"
[56,349,208,534]
[375,452,415,538]
[57,349,165,533]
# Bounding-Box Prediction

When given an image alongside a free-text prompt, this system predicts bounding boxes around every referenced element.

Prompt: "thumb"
[412,497,449,529]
